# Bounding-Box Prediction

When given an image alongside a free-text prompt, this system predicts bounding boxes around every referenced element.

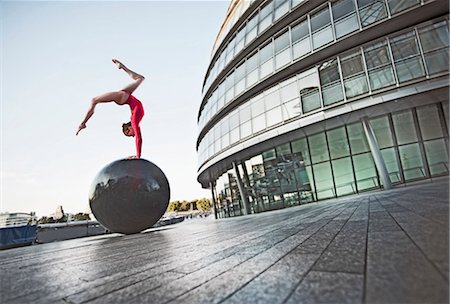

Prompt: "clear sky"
[1,0,230,217]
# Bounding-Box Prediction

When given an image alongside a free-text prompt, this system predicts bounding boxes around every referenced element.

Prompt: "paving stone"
[0,180,447,304]
[366,231,448,303]
[285,271,364,304]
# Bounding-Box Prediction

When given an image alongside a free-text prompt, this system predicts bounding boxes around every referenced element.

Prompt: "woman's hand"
[112,59,125,70]
[76,123,86,136]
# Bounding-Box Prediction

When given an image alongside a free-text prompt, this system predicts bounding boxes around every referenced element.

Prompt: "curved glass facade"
[198,0,449,218]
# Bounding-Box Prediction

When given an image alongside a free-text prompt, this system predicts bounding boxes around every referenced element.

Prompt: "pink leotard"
[123,91,145,158]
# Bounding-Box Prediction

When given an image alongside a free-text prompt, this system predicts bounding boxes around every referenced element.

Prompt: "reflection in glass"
[292,138,311,165]
[332,0,358,38]
[246,52,259,88]
[275,31,291,70]
[381,148,401,183]
[416,104,444,140]
[392,110,418,145]
[274,0,290,20]
[341,50,369,98]
[327,127,350,159]
[309,132,330,163]
[390,31,425,82]
[320,59,344,105]
[399,143,425,180]
[364,40,395,90]
[353,153,379,190]
[424,139,449,175]
[291,20,311,59]
[301,88,321,113]
[311,7,333,49]
[357,0,387,27]
[347,123,370,154]
[259,1,274,34]
[386,0,419,14]
[332,157,355,195]
[418,21,450,75]
[371,116,394,148]
[313,162,335,199]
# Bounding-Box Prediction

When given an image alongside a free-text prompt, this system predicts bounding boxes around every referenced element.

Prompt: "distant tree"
[167,200,180,212]
[180,200,190,212]
[197,198,212,212]
[73,213,91,221]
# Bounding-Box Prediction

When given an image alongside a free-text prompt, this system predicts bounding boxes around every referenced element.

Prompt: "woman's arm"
[131,120,142,158]
[76,99,97,135]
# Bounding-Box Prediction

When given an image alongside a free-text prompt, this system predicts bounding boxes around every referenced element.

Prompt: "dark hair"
[122,122,131,134]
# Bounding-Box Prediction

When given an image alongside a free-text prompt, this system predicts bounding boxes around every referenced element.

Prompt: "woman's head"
[122,122,135,137]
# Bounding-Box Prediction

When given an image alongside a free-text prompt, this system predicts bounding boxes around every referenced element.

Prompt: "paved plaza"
[1,178,448,303]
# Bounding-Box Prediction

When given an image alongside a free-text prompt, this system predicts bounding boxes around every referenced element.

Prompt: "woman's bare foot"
[112,59,125,69]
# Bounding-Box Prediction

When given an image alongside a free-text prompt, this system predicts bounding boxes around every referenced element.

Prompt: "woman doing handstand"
[76,59,145,158]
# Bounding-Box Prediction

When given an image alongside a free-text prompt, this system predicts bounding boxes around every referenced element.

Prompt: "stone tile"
[285,271,364,304]
[223,253,320,304]
[366,231,448,303]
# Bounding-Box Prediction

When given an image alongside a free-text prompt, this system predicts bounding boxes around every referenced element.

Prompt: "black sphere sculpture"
[89,158,170,234]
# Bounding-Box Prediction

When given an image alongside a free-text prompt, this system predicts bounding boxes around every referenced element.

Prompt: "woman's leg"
[112,59,145,94]
[76,91,126,135]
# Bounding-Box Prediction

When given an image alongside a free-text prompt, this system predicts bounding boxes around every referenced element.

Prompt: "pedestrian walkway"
[1,178,448,303]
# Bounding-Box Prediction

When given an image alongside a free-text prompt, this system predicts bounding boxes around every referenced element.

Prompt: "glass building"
[197,0,449,218]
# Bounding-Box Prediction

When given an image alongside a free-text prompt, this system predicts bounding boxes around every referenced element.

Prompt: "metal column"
[210,182,218,220]
[361,117,392,190]
[232,162,251,215]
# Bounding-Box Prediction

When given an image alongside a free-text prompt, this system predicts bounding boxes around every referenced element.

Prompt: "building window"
[246,52,259,88]
[353,153,379,190]
[424,139,449,176]
[357,0,387,27]
[292,137,311,165]
[380,148,401,183]
[390,31,425,83]
[332,0,359,39]
[246,13,258,45]
[309,132,330,164]
[259,1,274,34]
[364,39,396,90]
[416,104,444,140]
[274,30,291,70]
[274,0,290,21]
[386,0,419,15]
[340,49,369,98]
[327,127,350,159]
[300,88,320,113]
[418,21,449,75]
[370,116,394,148]
[392,110,418,145]
[399,143,425,180]
[234,27,246,56]
[224,72,235,103]
[332,157,355,196]
[260,41,274,79]
[347,122,370,154]
[311,6,333,49]
[291,19,311,60]
[313,162,335,199]
[319,58,344,106]
[234,62,246,97]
